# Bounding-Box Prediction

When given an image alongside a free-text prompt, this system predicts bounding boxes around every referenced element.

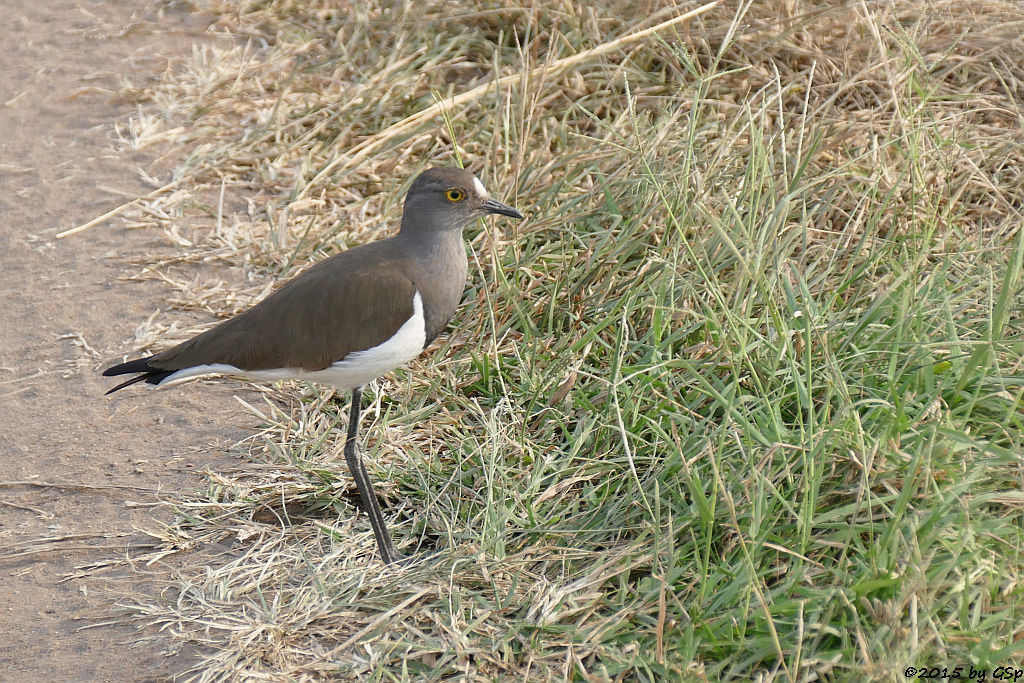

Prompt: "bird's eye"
[445,188,465,202]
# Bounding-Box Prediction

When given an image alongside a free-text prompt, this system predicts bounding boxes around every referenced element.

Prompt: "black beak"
[481,198,524,220]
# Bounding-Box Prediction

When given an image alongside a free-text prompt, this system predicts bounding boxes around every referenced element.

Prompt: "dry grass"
[88,0,1024,679]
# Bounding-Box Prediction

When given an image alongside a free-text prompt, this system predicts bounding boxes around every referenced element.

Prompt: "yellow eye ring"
[445,188,465,202]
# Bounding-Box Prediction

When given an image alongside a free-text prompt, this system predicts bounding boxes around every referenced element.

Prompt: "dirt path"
[0,2,245,679]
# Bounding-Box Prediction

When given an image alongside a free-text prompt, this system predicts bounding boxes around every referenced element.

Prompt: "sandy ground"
[0,2,250,679]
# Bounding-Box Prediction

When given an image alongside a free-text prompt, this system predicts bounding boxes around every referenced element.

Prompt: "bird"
[103,166,524,564]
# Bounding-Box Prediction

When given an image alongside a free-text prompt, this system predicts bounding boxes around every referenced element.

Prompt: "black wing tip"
[102,355,174,394]
[105,374,147,394]
[103,356,157,377]
[104,370,176,394]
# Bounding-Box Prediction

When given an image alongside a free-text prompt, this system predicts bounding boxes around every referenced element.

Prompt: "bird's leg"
[344,386,402,565]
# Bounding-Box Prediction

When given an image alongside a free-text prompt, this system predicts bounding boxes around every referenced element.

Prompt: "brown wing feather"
[150,243,418,372]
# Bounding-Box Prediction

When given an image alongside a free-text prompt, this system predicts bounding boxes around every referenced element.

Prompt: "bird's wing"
[150,252,419,372]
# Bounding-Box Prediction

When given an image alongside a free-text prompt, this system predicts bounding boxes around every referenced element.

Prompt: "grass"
[99,0,1024,679]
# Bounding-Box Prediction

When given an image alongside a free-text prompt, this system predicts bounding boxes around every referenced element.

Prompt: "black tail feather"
[103,356,175,394]
[103,356,158,377]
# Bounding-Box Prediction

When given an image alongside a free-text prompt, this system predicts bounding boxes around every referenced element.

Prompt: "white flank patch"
[472,175,488,197]
[158,291,427,392]
[159,363,245,387]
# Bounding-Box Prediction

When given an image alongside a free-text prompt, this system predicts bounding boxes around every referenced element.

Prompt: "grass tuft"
[106,0,1024,679]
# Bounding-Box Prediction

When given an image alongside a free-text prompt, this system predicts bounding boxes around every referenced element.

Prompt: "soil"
[0,2,249,680]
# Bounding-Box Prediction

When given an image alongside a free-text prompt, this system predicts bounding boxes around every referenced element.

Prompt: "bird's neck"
[395,229,469,342]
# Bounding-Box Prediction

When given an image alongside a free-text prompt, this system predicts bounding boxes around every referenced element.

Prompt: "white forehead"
[472,176,489,197]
